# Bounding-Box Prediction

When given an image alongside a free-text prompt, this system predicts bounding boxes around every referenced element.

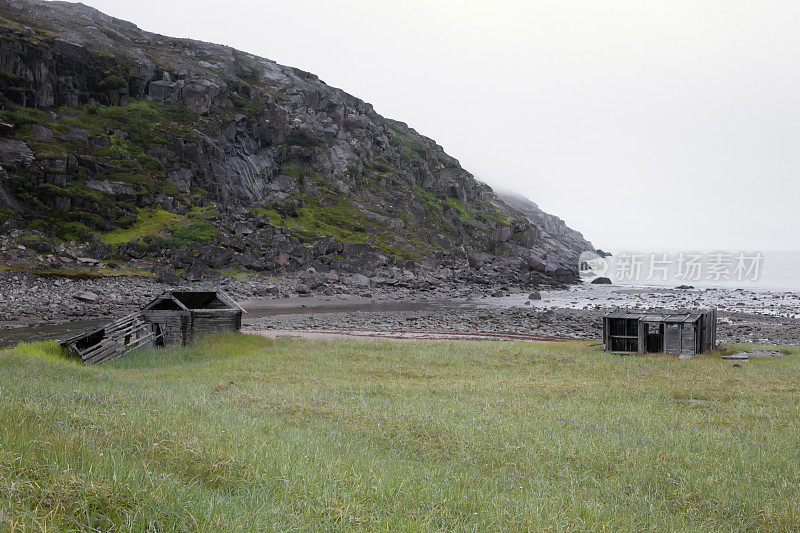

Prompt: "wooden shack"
[141,290,245,347]
[602,308,717,358]
[60,312,156,364]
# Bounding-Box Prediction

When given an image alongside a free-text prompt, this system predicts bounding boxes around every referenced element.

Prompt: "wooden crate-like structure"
[141,290,245,347]
[60,312,155,364]
[602,309,717,358]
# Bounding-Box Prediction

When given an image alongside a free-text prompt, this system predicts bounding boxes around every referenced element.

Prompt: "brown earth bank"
[0,270,798,347]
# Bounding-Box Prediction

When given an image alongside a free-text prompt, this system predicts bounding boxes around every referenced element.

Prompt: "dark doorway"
[644,323,664,353]
[153,323,165,348]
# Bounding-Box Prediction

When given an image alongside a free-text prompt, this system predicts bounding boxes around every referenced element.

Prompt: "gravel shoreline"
[243,302,800,346]
[1,270,798,346]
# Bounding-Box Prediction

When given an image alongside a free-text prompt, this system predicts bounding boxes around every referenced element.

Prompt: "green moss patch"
[100,208,184,245]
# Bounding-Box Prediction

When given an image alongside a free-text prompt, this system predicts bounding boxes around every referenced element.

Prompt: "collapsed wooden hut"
[602,308,717,358]
[60,290,245,364]
[141,290,245,347]
[60,312,155,364]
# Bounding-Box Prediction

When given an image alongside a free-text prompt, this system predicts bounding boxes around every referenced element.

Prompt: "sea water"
[601,249,800,291]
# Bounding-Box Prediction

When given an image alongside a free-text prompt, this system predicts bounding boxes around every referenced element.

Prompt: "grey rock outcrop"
[0,0,598,286]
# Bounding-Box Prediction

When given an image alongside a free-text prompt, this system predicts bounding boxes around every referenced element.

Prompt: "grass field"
[1,335,799,531]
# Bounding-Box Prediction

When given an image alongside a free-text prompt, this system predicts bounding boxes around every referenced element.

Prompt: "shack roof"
[605,311,646,319]
[605,309,709,323]
[142,290,245,312]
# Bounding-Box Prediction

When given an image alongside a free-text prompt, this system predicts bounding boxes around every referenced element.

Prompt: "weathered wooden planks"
[60,312,155,364]
[60,290,245,363]
[603,308,717,357]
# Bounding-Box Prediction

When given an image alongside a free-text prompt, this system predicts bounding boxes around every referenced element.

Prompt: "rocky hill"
[0,0,596,286]
[495,191,596,269]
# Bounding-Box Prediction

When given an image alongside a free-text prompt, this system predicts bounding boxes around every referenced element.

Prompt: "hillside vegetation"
[0,0,594,285]
[2,335,799,530]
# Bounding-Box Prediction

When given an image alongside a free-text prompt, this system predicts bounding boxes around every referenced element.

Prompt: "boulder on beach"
[73,290,99,303]
[591,277,612,285]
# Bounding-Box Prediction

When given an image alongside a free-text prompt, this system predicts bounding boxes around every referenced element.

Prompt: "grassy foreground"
[1,336,799,531]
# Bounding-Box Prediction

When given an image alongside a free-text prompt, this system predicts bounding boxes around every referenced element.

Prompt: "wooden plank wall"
[697,309,717,354]
[664,324,681,355]
[142,310,190,346]
[190,310,241,339]
[637,323,646,354]
[142,309,242,346]
[681,323,696,357]
[604,309,717,356]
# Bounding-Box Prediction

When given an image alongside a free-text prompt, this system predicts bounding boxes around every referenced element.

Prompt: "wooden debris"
[722,350,788,361]
[60,290,244,364]
[60,312,157,364]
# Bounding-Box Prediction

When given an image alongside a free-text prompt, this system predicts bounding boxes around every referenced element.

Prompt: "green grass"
[98,207,217,247]
[253,198,412,258]
[0,98,208,238]
[99,208,184,245]
[1,335,800,530]
[35,266,155,279]
[169,218,218,245]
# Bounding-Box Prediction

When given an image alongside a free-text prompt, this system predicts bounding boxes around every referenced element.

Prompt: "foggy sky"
[76,0,800,251]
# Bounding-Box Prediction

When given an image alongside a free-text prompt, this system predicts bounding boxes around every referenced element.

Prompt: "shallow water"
[242,296,472,319]
[0,318,105,349]
[603,249,800,291]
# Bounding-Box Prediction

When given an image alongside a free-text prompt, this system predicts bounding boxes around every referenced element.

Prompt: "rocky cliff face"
[496,191,599,270]
[0,0,595,285]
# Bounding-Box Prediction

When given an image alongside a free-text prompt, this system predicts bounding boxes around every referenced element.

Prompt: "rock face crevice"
[0,0,596,284]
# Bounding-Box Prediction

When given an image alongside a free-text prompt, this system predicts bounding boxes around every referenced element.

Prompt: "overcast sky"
[78,0,800,251]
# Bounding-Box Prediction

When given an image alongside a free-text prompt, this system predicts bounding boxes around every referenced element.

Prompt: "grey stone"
[526,257,546,273]
[156,268,181,284]
[348,273,371,288]
[73,290,99,303]
[85,180,136,198]
[182,263,209,281]
[167,168,193,194]
[199,247,233,268]
[31,124,53,140]
[148,79,177,101]
[263,285,280,295]
[63,128,89,144]
[0,139,34,166]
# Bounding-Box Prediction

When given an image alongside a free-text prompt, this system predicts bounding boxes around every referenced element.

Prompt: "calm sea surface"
[602,249,800,292]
